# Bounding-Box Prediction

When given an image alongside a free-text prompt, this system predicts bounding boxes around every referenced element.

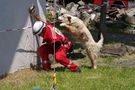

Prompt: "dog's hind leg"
[85,48,97,69]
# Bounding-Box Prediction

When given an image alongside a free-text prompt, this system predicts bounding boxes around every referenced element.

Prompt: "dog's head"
[58,14,79,25]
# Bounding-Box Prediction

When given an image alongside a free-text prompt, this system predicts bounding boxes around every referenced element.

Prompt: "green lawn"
[1,45,135,90]
[1,66,135,90]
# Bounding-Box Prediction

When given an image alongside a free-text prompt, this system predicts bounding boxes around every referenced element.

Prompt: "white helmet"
[33,21,46,35]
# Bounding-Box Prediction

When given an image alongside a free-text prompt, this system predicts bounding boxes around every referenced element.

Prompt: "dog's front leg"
[80,32,89,42]
[60,23,67,27]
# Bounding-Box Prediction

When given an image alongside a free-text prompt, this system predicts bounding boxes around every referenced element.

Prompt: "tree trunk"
[98,3,107,43]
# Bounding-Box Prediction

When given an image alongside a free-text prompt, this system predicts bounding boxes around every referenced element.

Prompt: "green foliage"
[46,9,54,23]
[46,9,65,30]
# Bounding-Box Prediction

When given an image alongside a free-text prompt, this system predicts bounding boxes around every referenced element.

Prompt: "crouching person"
[30,10,81,73]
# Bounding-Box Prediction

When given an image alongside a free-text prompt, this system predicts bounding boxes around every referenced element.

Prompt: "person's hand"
[29,5,35,15]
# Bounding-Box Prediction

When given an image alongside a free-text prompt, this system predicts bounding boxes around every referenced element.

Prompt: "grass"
[1,65,135,90]
[1,54,135,90]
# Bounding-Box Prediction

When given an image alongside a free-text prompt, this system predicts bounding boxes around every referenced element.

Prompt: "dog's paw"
[93,66,97,69]
[60,23,66,26]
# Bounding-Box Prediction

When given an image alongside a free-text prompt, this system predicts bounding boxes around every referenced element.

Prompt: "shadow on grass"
[80,65,92,69]
[67,52,86,60]
[53,67,67,72]
[30,65,66,72]
[0,73,8,80]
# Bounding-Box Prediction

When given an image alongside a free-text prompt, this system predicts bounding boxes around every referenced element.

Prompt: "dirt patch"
[0,69,39,84]
[100,43,135,57]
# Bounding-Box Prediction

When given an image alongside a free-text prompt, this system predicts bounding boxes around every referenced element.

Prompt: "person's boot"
[73,67,81,73]
[42,62,51,71]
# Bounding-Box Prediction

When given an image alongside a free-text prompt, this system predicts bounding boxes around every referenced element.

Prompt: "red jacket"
[42,22,69,45]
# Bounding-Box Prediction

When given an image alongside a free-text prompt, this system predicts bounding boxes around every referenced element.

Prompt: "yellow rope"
[51,0,57,89]
[51,72,57,90]
[50,0,65,89]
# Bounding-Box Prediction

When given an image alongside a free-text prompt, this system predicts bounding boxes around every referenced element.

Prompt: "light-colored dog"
[58,14,104,69]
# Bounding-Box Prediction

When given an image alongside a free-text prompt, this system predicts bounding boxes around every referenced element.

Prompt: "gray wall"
[0,0,46,76]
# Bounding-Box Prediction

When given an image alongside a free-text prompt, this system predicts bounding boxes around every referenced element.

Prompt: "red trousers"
[38,44,78,72]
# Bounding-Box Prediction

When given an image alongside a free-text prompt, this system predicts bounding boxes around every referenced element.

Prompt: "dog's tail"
[97,33,104,50]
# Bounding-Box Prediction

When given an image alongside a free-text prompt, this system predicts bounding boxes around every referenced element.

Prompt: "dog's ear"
[67,16,71,23]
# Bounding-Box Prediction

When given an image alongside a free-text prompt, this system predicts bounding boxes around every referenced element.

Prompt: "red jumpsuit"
[38,22,79,72]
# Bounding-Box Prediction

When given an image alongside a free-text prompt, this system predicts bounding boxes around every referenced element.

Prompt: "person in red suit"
[29,7,81,72]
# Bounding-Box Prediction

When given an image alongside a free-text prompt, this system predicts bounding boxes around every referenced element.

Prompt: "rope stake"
[51,72,57,90]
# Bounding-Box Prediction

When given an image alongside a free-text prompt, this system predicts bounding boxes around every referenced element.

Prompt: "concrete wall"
[0,0,46,76]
